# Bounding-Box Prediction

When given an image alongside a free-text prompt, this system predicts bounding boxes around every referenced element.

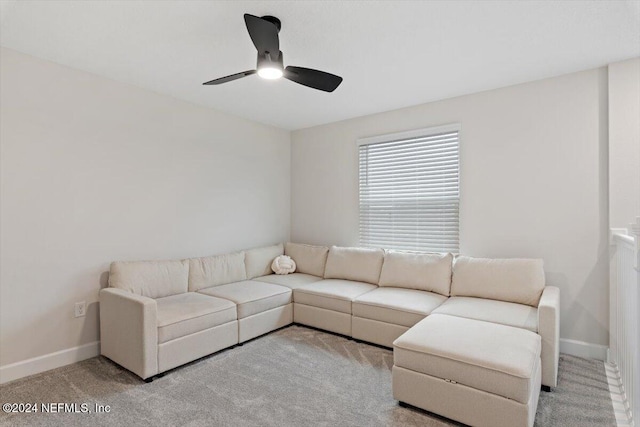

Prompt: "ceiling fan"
[203,14,343,92]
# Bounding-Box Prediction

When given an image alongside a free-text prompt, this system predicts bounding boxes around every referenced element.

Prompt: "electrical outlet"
[74,301,86,318]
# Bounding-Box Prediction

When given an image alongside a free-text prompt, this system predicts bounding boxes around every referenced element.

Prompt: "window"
[358,124,460,253]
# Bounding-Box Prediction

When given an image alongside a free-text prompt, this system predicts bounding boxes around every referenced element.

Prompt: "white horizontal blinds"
[359,129,459,253]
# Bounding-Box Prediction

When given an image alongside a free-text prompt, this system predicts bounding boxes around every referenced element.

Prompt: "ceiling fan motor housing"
[257,50,284,71]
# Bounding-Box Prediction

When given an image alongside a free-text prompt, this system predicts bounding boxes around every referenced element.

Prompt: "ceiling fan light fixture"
[256,50,284,80]
[202,14,343,92]
[257,66,283,80]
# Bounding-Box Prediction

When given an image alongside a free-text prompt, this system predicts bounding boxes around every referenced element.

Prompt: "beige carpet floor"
[0,325,616,427]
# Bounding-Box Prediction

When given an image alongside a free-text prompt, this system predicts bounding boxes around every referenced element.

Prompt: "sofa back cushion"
[324,246,384,285]
[245,243,284,279]
[379,251,453,296]
[284,243,329,277]
[109,259,188,299]
[451,256,545,307]
[188,252,247,292]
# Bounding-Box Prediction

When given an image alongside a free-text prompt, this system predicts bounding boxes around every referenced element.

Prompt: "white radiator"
[610,219,640,426]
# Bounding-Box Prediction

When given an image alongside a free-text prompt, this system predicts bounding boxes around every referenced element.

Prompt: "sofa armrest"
[538,286,560,388]
[99,288,158,379]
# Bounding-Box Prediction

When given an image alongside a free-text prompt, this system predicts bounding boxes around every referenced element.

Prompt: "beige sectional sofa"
[100,242,559,426]
[101,243,294,380]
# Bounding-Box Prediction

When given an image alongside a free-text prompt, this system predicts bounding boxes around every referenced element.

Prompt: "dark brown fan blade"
[284,66,343,92]
[244,14,279,56]
[202,70,256,85]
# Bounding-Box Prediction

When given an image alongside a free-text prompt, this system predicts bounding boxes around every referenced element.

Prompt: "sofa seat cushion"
[432,296,538,332]
[393,314,541,404]
[293,279,377,314]
[156,293,237,344]
[198,280,291,319]
[353,288,447,327]
[253,273,323,289]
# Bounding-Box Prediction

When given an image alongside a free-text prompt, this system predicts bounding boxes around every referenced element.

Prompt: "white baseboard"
[0,341,100,385]
[560,338,608,361]
[0,337,611,384]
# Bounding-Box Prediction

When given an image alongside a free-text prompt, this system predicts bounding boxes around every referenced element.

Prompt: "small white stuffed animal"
[271,255,296,275]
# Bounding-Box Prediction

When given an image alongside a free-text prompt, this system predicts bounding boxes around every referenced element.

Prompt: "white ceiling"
[1,1,639,130]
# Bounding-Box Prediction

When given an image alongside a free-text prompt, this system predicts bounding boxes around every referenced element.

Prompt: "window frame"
[356,123,461,253]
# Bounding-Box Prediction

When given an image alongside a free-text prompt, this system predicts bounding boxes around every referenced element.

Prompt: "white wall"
[608,57,640,229]
[291,68,609,351]
[0,48,291,370]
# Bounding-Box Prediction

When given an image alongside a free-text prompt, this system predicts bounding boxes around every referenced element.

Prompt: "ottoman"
[392,314,541,427]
